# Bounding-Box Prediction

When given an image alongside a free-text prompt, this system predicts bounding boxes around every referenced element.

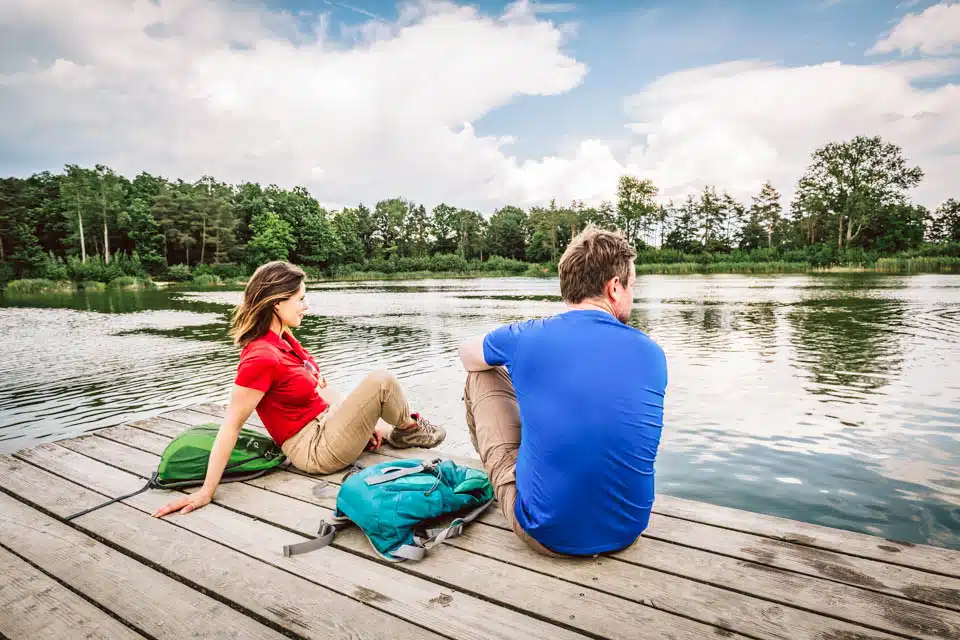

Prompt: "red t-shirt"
[234,330,329,445]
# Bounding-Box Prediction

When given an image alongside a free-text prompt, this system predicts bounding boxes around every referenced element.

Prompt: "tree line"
[1,134,958,285]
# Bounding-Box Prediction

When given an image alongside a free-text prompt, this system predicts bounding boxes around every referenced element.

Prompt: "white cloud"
[0,0,586,208]
[617,58,960,208]
[0,0,957,213]
[869,2,960,56]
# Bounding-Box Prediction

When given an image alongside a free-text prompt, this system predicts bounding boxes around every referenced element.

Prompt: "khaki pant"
[282,370,411,475]
[464,367,565,557]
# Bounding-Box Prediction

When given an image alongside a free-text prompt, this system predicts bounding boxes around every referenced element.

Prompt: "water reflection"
[1,275,958,549]
[789,298,905,398]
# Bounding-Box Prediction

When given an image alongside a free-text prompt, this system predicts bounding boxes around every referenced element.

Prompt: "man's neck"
[566,299,615,317]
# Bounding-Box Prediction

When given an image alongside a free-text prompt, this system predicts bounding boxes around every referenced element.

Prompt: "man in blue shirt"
[458,226,667,556]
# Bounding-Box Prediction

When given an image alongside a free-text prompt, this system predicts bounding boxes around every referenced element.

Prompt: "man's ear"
[605,276,620,302]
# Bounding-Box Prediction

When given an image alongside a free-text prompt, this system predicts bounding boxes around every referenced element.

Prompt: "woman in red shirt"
[152,261,445,518]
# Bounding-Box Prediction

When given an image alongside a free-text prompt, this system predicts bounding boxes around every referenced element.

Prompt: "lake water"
[1,274,958,549]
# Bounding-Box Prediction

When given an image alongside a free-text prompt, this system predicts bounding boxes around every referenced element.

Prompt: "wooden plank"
[119,420,960,615]
[248,450,960,640]
[54,434,742,640]
[191,402,265,428]
[656,495,960,579]
[372,442,960,578]
[0,480,284,640]
[188,404,957,554]
[190,402,960,579]
[1,453,437,640]
[160,407,236,428]
[76,431,933,640]
[16,444,590,640]
[638,513,960,612]
[69,431,754,640]
[0,545,144,640]
[126,416,188,439]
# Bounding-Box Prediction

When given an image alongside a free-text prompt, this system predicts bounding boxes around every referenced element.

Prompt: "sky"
[0,0,958,212]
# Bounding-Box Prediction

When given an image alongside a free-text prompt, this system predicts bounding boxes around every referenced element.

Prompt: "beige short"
[281,369,411,475]
[463,367,566,558]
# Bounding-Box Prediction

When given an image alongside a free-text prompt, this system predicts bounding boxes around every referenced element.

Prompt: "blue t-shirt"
[483,309,667,555]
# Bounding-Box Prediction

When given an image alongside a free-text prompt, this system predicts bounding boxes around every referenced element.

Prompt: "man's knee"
[464,367,514,404]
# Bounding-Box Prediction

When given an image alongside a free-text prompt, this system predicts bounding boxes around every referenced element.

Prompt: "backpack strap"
[65,473,158,521]
[282,521,338,557]
[363,458,441,486]
[364,464,425,485]
[417,499,494,550]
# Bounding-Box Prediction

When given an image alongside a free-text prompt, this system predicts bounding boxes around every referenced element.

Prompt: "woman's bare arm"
[151,384,264,518]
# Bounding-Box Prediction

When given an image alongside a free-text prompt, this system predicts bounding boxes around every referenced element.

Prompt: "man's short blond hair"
[557,225,636,304]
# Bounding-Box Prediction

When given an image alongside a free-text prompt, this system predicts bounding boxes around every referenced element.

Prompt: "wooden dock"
[1,403,958,640]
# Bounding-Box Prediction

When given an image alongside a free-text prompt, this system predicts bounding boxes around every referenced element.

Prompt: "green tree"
[431,203,459,255]
[373,198,408,258]
[583,200,617,231]
[94,164,125,263]
[405,203,431,258]
[486,205,527,259]
[663,195,700,253]
[695,186,728,250]
[793,135,924,250]
[354,204,376,259]
[0,179,44,274]
[193,177,236,265]
[929,199,960,243]
[453,208,486,260]
[739,205,767,251]
[616,175,658,247]
[860,203,926,253]
[63,165,98,262]
[117,198,165,273]
[331,208,366,265]
[247,211,295,265]
[751,182,784,249]
[298,208,342,268]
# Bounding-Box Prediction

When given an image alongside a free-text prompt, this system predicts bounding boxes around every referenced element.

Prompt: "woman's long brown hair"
[230,261,306,348]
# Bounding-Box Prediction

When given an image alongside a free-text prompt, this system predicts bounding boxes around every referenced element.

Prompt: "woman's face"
[274,281,308,328]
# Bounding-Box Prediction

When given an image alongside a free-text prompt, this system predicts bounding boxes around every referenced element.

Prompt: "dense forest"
[1,134,958,288]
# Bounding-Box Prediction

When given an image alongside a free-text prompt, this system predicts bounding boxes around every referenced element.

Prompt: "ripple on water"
[1,275,958,548]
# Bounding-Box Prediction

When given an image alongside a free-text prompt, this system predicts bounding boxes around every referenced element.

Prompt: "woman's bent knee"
[366,368,397,388]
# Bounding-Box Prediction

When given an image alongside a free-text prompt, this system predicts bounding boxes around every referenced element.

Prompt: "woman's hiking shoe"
[387,413,446,449]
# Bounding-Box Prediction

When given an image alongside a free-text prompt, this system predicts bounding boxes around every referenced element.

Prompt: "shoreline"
[3,261,958,294]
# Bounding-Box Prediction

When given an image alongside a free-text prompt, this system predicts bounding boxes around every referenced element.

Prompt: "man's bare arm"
[459,334,493,372]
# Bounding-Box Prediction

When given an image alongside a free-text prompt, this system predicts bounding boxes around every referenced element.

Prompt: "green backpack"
[66,422,286,520]
[284,458,494,562]
[154,423,286,488]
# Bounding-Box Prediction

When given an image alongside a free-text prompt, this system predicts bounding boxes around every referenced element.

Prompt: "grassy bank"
[3,277,154,293]
[311,268,553,282]
[874,256,960,273]
[308,258,958,282]
[4,279,77,294]
[6,252,958,293]
[634,261,811,275]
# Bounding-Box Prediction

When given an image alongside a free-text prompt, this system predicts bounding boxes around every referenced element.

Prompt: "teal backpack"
[284,458,494,562]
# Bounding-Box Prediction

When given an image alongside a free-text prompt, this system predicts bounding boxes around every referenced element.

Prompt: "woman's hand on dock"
[151,489,213,518]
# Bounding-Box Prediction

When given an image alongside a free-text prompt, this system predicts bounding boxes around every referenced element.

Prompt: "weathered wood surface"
[180,404,960,609]
[0,480,283,640]
[187,401,960,577]
[45,435,737,640]
[0,401,957,640]
[96,421,960,638]
[0,546,144,640]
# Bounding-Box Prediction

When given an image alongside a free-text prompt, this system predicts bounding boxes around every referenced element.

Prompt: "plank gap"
[5,455,312,640]
[0,538,152,640]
